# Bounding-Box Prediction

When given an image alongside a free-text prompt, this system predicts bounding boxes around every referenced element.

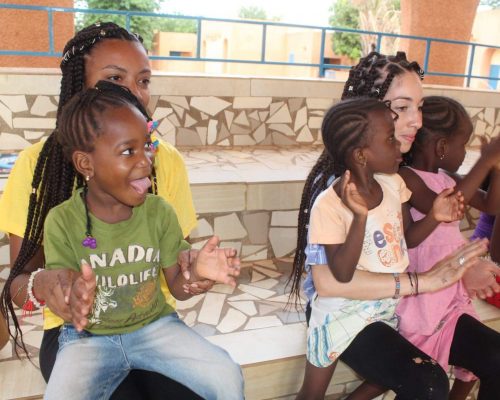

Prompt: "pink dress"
[395,168,477,382]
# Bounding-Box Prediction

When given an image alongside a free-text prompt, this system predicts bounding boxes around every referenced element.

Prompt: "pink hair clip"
[148,120,159,132]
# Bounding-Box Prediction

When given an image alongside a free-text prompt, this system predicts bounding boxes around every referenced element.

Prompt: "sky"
[159,0,334,27]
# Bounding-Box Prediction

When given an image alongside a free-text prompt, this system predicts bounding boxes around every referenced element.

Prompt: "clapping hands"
[431,187,465,222]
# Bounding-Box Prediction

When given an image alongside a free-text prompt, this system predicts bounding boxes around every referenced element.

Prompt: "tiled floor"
[0,258,308,400]
[183,146,323,184]
[181,147,480,186]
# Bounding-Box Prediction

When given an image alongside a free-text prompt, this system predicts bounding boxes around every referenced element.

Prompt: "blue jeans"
[44,313,244,400]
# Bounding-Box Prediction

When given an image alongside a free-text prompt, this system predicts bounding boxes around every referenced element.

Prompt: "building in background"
[152,23,353,79]
[470,8,500,90]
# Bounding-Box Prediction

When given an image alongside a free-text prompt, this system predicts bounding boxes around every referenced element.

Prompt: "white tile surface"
[237,284,275,299]
[198,292,226,325]
[228,301,258,316]
[253,266,282,278]
[250,278,279,290]
[207,323,306,365]
[217,308,247,333]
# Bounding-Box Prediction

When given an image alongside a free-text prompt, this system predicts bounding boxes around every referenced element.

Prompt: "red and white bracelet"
[26,268,46,309]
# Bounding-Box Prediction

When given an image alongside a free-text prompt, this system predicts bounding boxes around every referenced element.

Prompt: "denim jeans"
[44,313,244,400]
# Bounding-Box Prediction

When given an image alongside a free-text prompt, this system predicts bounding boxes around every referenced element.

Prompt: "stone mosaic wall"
[0,74,499,266]
[1,92,498,152]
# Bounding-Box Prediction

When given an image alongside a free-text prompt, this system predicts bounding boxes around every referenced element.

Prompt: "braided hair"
[0,22,151,355]
[404,96,471,165]
[289,51,424,307]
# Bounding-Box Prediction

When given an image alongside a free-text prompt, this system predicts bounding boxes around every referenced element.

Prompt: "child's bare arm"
[324,215,366,283]
[491,216,500,264]
[403,188,464,248]
[163,264,192,301]
[324,171,367,283]
[403,137,500,214]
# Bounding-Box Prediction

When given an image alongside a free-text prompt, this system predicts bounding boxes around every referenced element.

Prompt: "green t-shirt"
[44,189,190,335]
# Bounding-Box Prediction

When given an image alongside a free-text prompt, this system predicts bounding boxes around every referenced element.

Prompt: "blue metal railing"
[1,3,499,88]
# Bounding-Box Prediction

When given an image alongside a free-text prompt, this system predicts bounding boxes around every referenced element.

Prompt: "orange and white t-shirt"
[309,173,411,274]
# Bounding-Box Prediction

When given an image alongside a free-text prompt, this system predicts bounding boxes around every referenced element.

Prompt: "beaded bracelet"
[407,272,415,296]
[392,273,401,299]
[26,268,46,309]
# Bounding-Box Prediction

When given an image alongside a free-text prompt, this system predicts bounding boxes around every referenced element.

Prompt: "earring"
[439,154,445,160]
[85,175,90,182]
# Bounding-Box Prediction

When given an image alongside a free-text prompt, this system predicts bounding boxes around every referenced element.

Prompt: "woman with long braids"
[289,52,499,399]
[0,22,209,399]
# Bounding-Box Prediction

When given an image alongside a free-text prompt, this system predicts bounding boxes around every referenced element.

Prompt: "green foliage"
[480,0,500,8]
[329,0,362,60]
[76,0,196,50]
[238,6,268,20]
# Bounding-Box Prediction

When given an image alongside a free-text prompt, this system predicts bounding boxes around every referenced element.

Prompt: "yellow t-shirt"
[0,137,197,329]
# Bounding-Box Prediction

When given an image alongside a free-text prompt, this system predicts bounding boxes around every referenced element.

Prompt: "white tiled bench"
[215,298,499,400]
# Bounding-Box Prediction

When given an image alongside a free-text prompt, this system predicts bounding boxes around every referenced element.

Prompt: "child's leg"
[449,379,477,400]
[296,360,336,400]
[346,381,387,400]
[44,325,129,400]
[124,313,244,400]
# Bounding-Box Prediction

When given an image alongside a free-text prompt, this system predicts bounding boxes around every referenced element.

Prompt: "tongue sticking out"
[130,177,152,195]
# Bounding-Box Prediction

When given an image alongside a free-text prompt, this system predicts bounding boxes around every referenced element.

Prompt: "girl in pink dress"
[397,96,500,400]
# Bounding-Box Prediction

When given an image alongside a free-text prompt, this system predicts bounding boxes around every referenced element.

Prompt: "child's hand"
[479,135,500,169]
[340,170,368,217]
[68,262,96,332]
[431,188,464,222]
[178,249,216,294]
[192,236,241,287]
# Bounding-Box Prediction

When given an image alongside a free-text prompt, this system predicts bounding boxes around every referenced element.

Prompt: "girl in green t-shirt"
[43,81,244,400]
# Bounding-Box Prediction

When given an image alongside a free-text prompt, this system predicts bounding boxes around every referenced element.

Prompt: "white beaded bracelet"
[27,268,45,308]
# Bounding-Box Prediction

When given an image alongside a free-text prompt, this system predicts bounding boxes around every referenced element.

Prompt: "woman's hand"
[431,188,464,222]
[340,170,368,217]
[420,239,489,293]
[178,249,215,295]
[462,258,500,299]
[67,262,96,332]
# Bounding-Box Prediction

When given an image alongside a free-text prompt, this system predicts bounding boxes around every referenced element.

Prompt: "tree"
[353,0,400,56]
[238,6,281,21]
[76,0,160,49]
[329,0,362,59]
[238,6,268,20]
[480,0,500,8]
[75,0,196,50]
[329,0,400,60]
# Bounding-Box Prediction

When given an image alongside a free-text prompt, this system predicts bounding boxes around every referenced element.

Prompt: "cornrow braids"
[288,52,424,308]
[342,51,424,101]
[288,98,392,307]
[404,96,471,165]
[0,23,151,355]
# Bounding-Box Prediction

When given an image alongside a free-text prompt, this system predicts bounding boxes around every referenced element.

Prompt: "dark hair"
[57,80,149,159]
[321,98,391,176]
[0,22,150,355]
[288,51,423,307]
[404,96,471,165]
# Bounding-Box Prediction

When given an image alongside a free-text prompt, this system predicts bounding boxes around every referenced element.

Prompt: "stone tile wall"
[0,72,499,264]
